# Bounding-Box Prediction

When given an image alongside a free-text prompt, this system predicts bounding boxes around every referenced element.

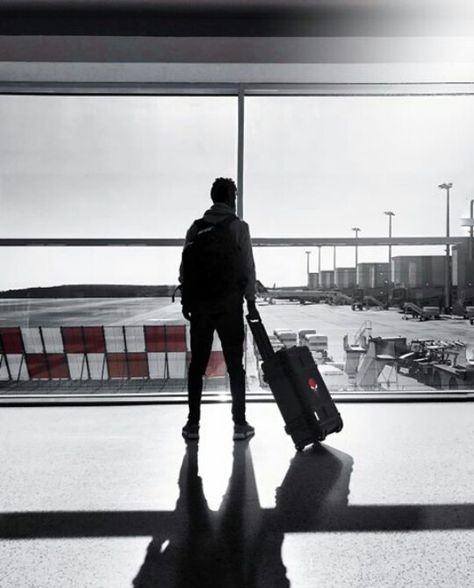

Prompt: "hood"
[202,202,237,224]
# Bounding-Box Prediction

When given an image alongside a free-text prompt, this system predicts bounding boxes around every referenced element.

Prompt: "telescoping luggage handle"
[246,315,275,362]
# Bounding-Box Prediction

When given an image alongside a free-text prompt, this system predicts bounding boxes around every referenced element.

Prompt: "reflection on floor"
[0,402,473,587]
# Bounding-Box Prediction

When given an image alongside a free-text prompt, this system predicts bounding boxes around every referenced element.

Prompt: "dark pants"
[187,302,246,425]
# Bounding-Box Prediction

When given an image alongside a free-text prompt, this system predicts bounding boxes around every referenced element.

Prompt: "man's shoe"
[182,422,200,440]
[233,422,255,441]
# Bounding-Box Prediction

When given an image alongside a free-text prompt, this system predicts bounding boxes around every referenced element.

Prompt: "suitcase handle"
[246,314,275,361]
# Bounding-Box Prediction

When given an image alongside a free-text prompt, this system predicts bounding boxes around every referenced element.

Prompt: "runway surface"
[2,297,474,393]
[2,297,474,360]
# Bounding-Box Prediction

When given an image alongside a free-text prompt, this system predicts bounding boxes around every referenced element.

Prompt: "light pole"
[352,227,360,284]
[469,199,474,263]
[384,211,395,285]
[438,182,453,312]
[305,250,311,287]
[318,246,321,289]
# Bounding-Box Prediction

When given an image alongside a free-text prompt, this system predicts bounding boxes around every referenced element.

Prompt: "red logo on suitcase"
[308,377,318,392]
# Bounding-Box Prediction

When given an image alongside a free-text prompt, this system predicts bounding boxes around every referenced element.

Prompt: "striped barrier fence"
[0,327,28,381]
[0,325,239,384]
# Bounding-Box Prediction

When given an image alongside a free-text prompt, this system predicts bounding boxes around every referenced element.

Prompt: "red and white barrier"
[82,327,107,380]
[0,327,28,380]
[0,323,246,384]
[144,325,168,379]
[61,326,88,380]
[166,325,187,379]
[206,333,227,378]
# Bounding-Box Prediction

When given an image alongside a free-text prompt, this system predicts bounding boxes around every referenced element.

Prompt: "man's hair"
[211,177,237,204]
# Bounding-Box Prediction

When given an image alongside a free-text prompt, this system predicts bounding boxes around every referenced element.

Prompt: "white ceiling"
[1,0,474,87]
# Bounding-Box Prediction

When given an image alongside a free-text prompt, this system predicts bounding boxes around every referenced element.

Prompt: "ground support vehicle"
[466,306,474,325]
[397,339,474,389]
[402,302,440,321]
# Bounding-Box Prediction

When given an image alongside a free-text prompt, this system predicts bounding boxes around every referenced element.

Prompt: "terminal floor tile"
[0,401,473,587]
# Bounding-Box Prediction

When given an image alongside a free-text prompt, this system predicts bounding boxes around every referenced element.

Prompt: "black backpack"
[181,215,244,305]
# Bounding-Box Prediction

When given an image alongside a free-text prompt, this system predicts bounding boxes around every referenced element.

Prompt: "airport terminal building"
[1,2,474,587]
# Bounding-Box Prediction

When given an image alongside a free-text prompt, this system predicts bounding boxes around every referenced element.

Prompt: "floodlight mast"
[351,227,360,285]
[384,211,395,285]
[438,182,453,312]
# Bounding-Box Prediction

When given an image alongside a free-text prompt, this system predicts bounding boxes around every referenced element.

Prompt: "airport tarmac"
[1,297,474,394]
[2,297,474,362]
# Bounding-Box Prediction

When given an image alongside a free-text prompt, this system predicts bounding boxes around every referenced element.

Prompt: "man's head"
[211,177,237,210]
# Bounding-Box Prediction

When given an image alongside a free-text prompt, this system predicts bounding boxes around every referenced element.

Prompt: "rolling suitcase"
[247,315,343,450]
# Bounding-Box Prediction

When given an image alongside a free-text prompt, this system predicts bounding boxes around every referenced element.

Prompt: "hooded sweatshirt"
[180,202,257,303]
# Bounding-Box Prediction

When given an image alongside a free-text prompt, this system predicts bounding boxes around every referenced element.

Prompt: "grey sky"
[0,94,473,289]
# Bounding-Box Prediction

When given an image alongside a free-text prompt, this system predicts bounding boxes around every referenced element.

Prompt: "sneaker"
[182,422,200,440]
[233,422,255,441]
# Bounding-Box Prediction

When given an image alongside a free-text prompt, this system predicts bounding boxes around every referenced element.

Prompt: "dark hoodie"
[179,202,257,303]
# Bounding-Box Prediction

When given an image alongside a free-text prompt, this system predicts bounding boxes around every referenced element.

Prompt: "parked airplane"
[256,280,353,305]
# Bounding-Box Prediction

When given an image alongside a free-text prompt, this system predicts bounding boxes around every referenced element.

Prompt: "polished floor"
[0,401,473,587]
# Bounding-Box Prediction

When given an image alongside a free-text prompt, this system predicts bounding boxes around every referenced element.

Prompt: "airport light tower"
[461,199,474,263]
[438,182,453,312]
[351,227,360,268]
[384,211,395,284]
[470,199,474,263]
[305,250,311,287]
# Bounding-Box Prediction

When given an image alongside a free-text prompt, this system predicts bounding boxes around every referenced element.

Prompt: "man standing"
[179,177,259,441]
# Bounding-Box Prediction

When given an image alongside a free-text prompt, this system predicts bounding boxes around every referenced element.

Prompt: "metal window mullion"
[237,86,245,219]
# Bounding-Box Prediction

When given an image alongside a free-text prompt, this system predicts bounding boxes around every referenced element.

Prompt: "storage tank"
[372,263,389,288]
[334,267,356,289]
[319,270,335,289]
[452,240,474,288]
[308,272,319,289]
[392,256,446,288]
[356,263,372,288]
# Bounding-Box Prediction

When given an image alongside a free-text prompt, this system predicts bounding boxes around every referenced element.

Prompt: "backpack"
[181,215,244,305]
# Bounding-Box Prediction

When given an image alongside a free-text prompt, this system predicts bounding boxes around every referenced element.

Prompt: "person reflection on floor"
[133,442,353,588]
[133,442,215,588]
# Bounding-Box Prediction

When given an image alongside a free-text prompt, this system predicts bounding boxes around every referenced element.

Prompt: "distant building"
[334,267,356,289]
[320,270,335,289]
[392,256,445,288]
[308,272,319,289]
[357,263,389,289]
[452,240,474,288]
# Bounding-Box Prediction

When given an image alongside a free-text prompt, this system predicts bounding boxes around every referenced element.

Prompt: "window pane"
[0,95,237,395]
[246,96,474,395]
[0,95,237,239]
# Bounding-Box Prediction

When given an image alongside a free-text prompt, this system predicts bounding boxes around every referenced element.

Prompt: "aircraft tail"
[256,280,269,294]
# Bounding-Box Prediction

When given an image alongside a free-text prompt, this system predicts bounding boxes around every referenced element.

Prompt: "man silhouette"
[133,442,354,587]
[179,177,259,441]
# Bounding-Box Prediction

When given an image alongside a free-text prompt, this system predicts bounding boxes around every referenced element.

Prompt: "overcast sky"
[1,94,473,290]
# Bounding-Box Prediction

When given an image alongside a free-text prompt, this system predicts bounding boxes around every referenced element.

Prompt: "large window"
[244,95,474,395]
[1,90,473,396]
